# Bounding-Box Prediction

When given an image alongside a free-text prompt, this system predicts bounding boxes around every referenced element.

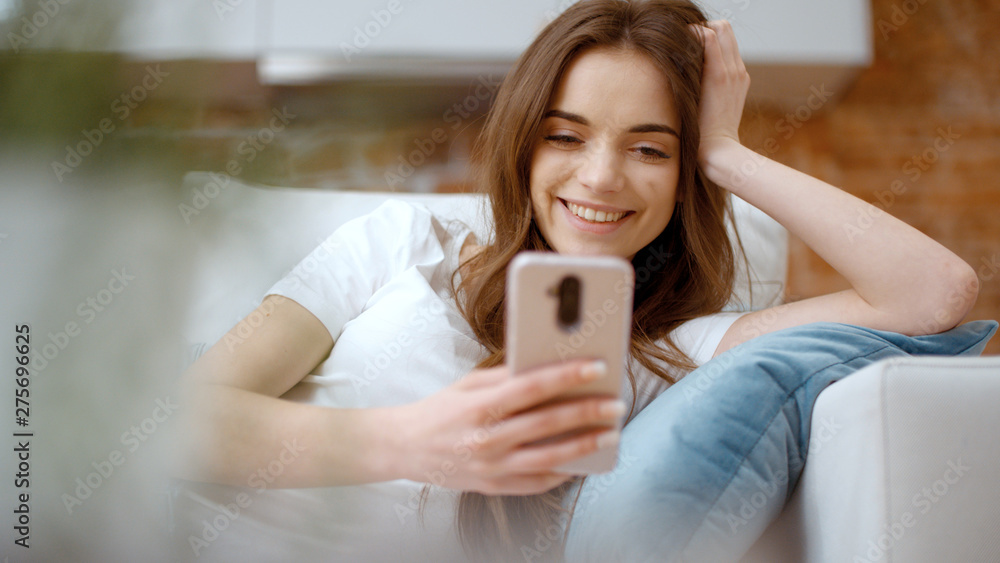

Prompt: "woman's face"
[529,47,682,259]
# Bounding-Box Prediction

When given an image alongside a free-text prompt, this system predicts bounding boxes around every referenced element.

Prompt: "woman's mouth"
[557,198,633,235]
[561,199,631,223]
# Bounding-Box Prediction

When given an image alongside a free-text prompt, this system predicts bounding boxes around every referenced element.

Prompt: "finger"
[489,359,608,416]
[702,21,734,77]
[500,427,621,475]
[688,22,706,45]
[705,20,746,76]
[456,365,508,390]
[686,22,708,65]
[486,396,625,452]
[695,24,727,81]
[475,472,575,496]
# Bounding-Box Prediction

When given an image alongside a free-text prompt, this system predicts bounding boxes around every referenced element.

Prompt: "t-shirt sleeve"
[264,200,442,342]
[671,311,746,366]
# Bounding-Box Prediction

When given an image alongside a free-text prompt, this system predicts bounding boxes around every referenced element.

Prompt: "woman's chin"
[549,238,629,258]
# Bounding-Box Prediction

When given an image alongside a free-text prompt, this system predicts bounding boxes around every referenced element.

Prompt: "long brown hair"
[450,0,739,559]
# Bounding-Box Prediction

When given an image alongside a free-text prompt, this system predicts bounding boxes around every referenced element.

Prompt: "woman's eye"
[632,145,670,162]
[544,134,583,148]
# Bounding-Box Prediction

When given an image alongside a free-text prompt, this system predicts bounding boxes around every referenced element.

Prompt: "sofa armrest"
[743,355,1000,563]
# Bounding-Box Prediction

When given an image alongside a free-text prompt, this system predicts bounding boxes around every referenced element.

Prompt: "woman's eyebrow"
[628,123,680,138]
[543,109,679,138]
[544,109,589,125]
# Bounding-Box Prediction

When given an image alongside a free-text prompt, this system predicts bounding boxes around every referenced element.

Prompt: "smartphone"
[506,251,634,474]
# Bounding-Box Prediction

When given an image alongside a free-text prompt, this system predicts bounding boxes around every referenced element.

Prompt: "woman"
[176,1,978,561]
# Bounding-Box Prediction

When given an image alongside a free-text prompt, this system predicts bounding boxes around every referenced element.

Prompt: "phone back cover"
[507,252,634,473]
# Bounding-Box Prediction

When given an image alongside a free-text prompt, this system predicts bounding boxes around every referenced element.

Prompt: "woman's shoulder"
[364,198,436,229]
[372,199,474,235]
[349,199,477,277]
[344,199,468,247]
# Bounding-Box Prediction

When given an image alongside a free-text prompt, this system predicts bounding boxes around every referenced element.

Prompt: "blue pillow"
[562,320,998,563]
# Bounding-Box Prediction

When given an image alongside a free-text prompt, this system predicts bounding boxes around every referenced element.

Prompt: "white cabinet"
[263,0,563,59]
[258,0,872,108]
[257,0,568,82]
[111,0,259,59]
[262,0,870,64]
[27,0,870,108]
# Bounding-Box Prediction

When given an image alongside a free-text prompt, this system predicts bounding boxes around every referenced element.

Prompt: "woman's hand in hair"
[383,360,623,495]
[690,20,750,168]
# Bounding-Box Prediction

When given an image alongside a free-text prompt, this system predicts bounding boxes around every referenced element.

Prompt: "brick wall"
[743,0,1000,353]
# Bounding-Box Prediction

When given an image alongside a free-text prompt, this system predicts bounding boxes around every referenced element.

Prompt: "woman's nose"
[576,143,624,194]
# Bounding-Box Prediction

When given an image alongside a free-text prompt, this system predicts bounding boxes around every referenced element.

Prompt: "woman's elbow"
[915,258,979,334]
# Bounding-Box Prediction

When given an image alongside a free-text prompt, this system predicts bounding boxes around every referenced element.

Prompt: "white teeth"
[566,201,626,223]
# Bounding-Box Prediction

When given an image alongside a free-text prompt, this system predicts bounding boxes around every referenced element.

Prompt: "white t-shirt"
[175,200,743,562]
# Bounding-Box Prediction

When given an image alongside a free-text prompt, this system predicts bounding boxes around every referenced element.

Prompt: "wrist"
[698,139,761,192]
[357,405,410,482]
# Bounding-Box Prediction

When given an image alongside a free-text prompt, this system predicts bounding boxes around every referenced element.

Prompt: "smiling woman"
[452,2,744,557]
[529,47,683,258]
[175,0,980,562]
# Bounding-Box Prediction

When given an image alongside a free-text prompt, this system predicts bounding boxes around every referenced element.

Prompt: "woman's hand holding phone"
[506,252,634,474]
[380,252,632,493]
[385,360,624,495]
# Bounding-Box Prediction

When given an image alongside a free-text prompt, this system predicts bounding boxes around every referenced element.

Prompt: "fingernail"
[600,400,627,419]
[596,430,620,450]
[580,361,607,381]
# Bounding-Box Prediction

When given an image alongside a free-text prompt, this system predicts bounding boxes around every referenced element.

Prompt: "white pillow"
[729,193,789,311]
[179,172,786,359]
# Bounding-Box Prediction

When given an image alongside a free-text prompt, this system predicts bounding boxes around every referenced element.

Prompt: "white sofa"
[742,355,1000,563]
[180,172,1000,562]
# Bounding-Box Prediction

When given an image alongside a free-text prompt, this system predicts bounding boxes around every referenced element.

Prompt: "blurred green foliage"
[0,52,121,140]
[0,0,132,140]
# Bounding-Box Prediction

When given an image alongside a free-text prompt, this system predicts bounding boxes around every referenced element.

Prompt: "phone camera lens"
[557,275,581,329]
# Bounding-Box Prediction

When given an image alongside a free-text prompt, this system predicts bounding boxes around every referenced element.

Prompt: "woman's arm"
[689,21,979,355]
[176,295,623,494]
[176,294,397,488]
